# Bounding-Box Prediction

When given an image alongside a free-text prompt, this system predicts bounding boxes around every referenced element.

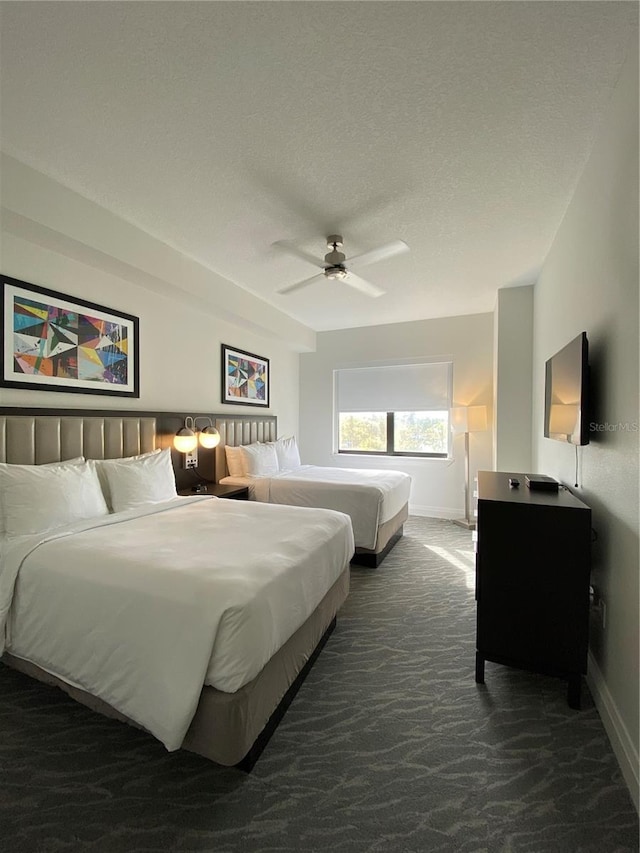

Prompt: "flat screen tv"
[544,332,589,446]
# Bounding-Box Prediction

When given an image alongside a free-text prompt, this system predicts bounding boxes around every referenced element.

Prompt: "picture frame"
[221,343,269,407]
[1,275,140,397]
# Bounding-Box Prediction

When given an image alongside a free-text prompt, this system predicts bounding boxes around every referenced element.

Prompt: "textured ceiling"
[0,2,636,331]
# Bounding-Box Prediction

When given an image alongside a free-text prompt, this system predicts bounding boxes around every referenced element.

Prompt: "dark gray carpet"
[0,517,637,852]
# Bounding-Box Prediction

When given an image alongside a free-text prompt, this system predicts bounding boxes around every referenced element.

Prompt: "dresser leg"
[475,652,485,684]
[568,674,581,710]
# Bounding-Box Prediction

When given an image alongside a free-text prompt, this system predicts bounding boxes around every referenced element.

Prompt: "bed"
[0,408,353,769]
[213,416,411,567]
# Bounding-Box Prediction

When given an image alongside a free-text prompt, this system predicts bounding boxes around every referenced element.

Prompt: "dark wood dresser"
[474,470,591,708]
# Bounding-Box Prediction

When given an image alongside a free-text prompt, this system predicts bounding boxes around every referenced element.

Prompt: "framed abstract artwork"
[221,343,269,407]
[1,275,139,397]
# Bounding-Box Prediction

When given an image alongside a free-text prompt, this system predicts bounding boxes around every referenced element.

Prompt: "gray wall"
[493,285,534,473]
[0,157,304,438]
[299,313,494,519]
[532,37,639,808]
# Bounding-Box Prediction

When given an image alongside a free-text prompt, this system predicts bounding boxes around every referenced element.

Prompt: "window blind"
[336,362,452,413]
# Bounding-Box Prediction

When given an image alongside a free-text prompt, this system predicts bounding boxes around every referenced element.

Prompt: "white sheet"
[220,465,411,549]
[0,497,353,752]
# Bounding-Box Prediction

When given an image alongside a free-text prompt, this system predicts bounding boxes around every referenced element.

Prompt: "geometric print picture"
[222,344,269,406]
[13,295,128,384]
[2,277,139,396]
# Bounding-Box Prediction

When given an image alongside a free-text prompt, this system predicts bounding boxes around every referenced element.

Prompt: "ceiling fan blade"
[344,272,386,298]
[347,239,409,270]
[273,240,325,269]
[276,272,326,295]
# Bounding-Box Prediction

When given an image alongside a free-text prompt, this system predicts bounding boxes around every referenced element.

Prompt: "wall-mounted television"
[544,332,590,446]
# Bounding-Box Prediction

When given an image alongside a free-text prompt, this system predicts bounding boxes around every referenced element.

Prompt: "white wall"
[532,37,639,808]
[493,285,534,473]
[0,157,307,438]
[299,313,493,518]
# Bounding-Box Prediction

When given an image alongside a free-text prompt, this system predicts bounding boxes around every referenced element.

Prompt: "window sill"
[334,453,453,463]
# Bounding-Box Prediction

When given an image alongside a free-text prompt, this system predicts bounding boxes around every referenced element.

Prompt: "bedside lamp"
[173,416,221,470]
[451,405,488,530]
[174,417,198,468]
[194,417,221,449]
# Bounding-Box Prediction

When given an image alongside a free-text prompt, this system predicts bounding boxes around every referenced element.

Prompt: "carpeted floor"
[0,517,637,852]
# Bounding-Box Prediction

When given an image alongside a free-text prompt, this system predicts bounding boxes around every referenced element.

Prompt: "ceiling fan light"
[277,234,403,297]
[325,266,348,280]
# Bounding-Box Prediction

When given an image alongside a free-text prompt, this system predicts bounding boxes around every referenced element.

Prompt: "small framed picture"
[221,343,269,407]
[1,275,139,397]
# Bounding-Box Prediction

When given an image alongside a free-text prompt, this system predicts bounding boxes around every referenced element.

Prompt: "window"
[335,361,452,458]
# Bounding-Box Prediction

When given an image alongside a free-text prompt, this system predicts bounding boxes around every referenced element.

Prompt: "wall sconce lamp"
[450,405,488,530]
[194,417,221,449]
[173,416,220,469]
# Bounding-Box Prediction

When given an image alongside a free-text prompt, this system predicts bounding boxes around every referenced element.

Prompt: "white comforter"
[0,497,353,751]
[221,465,411,549]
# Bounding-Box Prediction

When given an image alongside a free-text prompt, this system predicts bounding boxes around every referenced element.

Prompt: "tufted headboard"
[213,415,277,482]
[0,410,157,465]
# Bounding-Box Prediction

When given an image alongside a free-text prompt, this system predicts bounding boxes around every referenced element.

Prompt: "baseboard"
[409,504,461,519]
[587,650,639,813]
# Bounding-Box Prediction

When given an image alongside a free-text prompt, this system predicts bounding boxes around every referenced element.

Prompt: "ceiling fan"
[275,235,409,298]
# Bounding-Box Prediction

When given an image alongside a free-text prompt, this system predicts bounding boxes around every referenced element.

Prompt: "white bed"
[0,408,353,768]
[215,423,411,566]
[221,465,410,551]
[1,496,353,752]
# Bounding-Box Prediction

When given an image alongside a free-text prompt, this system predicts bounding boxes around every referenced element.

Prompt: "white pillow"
[0,460,109,538]
[0,457,85,537]
[102,448,177,512]
[275,436,301,471]
[92,449,161,510]
[225,445,249,478]
[240,442,279,477]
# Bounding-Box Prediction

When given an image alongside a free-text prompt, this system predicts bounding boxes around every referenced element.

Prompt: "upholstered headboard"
[0,407,279,487]
[0,410,157,465]
[213,415,277,482]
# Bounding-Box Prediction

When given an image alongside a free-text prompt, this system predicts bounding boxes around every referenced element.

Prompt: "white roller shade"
[336,362,452,413]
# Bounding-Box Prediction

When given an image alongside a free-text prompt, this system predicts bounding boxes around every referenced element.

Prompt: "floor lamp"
[451,405,488,530]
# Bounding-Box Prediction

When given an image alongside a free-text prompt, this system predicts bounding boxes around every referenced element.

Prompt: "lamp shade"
[451,405,487,434]
[549,403,578,436]
[199,425,221,449]
[174,425,197,453]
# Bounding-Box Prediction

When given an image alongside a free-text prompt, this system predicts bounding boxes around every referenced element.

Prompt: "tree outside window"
[339,410,448,457]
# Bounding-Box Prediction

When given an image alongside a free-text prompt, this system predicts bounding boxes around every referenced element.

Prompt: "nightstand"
[178,482,249,500]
